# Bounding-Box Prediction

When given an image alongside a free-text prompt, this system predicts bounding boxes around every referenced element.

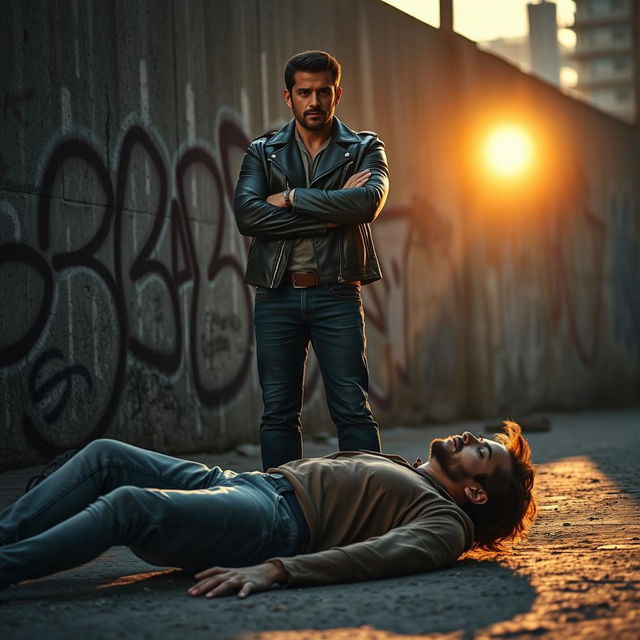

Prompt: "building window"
[612,26,630,42]
[615,87,631,101]
[586,29,600,47]
[613,57,630,71]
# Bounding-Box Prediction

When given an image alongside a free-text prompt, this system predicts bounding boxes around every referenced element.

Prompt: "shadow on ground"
[0,558,536,640]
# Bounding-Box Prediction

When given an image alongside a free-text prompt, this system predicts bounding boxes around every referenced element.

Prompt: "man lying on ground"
[0,421,536,598]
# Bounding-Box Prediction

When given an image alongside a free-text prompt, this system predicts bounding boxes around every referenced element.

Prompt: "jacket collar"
[267,117,361,147]
[266,118,360,188]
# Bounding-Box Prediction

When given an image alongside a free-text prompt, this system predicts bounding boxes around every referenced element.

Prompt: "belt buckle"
[292,274,307,289]
[291,271,318,288]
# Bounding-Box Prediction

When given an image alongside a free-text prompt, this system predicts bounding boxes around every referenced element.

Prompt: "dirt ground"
[1,409,638,640]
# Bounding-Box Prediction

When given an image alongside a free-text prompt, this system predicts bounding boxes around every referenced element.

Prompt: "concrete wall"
[1,0,638,469]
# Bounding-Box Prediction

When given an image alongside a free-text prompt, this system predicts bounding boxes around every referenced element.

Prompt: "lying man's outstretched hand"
[188,561,288,599]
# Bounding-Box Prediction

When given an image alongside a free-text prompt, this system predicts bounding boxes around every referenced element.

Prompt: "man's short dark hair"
[463,420,537,552]
[284,50,342,92]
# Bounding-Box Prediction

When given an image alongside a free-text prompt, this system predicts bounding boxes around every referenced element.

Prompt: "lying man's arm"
[189,511,470,598]
[270,512,470,587]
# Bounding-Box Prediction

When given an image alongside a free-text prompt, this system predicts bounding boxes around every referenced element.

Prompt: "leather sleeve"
[233,144,328,240]
[292,137,389,225]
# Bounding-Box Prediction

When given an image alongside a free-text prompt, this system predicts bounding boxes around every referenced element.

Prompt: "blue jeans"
[254,283,381,470]
[0,440,307,588]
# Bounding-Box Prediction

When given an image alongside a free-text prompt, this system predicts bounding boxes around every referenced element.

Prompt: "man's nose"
[462,431,480,446]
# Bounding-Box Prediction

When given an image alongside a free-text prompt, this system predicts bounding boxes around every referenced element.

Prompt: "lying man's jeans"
[0,440,307,589]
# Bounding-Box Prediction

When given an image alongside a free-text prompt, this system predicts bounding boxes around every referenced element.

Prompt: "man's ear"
[335,86,342,106]
[284,89,292,108]
[464,484,488,505]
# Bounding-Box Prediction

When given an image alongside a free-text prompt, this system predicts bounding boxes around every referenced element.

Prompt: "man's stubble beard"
[429,439,470,483]
[296,112,330,131]
[291,100,334,132]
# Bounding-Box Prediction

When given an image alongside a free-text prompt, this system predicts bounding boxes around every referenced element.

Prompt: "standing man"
[234,50,389,470]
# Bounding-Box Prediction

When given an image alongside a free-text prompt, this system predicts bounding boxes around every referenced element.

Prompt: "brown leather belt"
[286,271,320,287]
[286,271,360,288]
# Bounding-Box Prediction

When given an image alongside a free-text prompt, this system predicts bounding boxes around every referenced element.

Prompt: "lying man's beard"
[429,439,470,483]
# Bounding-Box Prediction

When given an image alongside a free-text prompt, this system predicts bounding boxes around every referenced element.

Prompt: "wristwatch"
[283,188,292,208]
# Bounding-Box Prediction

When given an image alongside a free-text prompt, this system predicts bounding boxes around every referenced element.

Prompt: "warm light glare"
[560,66,579,88]
[558,28,577,49]
[484,125,533,177]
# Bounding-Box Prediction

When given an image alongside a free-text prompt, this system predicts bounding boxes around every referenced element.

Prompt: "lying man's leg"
[0,439,221,546]
[0,470,305,589]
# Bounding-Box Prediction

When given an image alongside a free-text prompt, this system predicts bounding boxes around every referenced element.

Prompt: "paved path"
[1,409,638,639]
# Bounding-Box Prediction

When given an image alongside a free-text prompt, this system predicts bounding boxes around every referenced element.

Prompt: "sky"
[381,0,577,44]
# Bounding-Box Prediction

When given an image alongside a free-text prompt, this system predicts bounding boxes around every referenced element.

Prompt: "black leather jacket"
[234,118,389,288]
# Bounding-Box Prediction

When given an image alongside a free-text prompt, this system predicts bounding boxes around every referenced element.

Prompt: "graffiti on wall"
[547,200,606,369]
[0,116,254,455]
[364,201,463,416]
[1,110,441,456]
[485,191,608,408]
[2,111,637,460]
[299,198,465,422]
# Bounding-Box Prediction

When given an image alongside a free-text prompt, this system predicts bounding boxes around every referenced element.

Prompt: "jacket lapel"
[265,118,362,189]
[309,118,361,187]
[276,139,307,188]
[309,142,353,187]
[265,121,306,188]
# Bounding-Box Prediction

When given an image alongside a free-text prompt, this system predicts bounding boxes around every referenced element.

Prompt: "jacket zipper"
[269,178,290,288]
[338,227,344,283]
[270,241,286,287]
[357,224,368,262]
[247,237,256,260]
[364,225,376,261]
[336,160,355,283]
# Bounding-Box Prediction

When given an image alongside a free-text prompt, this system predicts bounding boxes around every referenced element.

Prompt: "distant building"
[570,0,636,123]
[477,33,574,90]
[528,1,561,85]
[477,35,532,73]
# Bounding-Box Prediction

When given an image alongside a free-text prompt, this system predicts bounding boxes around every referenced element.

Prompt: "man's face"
[429,431,512,483]
[285,71,342,131]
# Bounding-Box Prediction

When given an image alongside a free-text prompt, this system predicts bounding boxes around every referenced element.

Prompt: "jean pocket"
[326,283,362,300]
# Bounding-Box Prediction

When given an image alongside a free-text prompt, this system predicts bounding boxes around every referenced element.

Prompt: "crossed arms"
[233,137,389,240]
